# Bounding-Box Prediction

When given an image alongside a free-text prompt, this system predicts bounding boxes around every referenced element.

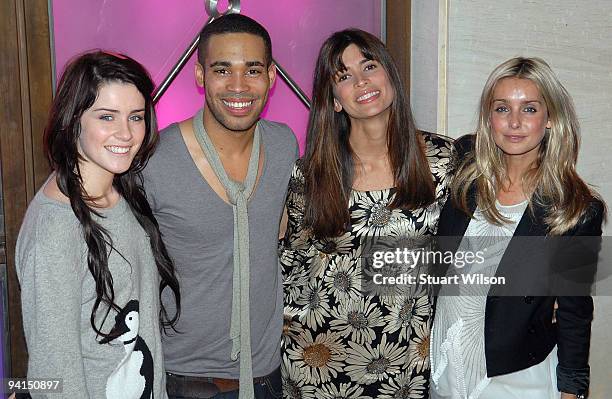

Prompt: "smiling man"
[142,14,298,399]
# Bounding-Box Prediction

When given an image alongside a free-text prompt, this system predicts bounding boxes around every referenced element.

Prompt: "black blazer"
[436,134,604,395]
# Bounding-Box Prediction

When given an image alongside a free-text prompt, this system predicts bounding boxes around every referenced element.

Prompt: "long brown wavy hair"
[44,51,180,337]
[302,29,435,238]
[452,57,604,234]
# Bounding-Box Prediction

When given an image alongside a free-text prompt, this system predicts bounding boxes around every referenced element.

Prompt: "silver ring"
[204,0,241,18]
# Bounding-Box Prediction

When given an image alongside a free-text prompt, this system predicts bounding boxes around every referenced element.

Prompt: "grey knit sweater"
[15,186,167,398]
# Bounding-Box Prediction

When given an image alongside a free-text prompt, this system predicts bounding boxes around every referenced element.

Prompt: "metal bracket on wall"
[152,0,311,109]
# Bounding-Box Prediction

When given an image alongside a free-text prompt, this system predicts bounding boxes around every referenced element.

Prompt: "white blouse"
[430,200,557,399]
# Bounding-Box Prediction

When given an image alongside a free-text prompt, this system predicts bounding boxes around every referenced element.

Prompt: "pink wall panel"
[51,0,382,151]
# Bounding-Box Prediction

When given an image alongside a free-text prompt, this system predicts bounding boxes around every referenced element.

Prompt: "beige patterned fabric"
[281,133,455,399]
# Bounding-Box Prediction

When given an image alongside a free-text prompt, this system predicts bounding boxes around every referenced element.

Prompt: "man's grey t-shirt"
[143,119,298,378]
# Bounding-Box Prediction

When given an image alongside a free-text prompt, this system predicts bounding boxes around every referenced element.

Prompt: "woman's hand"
[560,392,577,399]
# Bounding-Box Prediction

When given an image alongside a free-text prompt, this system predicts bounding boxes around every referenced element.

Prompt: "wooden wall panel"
[0,0,53,377]
[385,0,411,93]
[24,1,54,192]
[1,0,30,377]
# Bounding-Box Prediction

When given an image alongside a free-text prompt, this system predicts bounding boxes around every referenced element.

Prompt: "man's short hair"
[197,14,272,66]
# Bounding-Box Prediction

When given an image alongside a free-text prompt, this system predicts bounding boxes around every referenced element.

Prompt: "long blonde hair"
[452,57,599,235]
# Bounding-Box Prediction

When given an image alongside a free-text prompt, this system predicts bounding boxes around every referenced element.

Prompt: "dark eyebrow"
[333,59,372,75]
[208,61,265,68]
[492,99,542,104]
[246,61,265,67]
[209,61,231,68]
[92,108,145,113]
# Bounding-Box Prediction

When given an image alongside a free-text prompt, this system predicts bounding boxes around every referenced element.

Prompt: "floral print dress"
[281,133,454,399]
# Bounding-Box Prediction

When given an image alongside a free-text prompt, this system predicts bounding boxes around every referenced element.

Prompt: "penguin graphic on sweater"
[100,300,154,399]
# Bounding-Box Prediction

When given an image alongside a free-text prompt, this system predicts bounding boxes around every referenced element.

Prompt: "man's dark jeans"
[167,367,282,399]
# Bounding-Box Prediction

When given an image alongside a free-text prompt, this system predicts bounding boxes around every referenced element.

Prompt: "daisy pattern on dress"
[283,312,303,344]
[416,200,442,233]
[351,190,404,238]
[281,357,316,399]
[408,321,430,374]
[425,135,453,175]
[285,330,346,384]
[314,233,358,256]
[283,222,311,252]
[329,297,384,345]
[384,216,419,238]
[287,179,306,215]
[410,295,432,322]
[282,249,312,303]
[379,371,428,399]
[382,297,414,342]
[360,259,404,307]
[280,133,455,397]
[309,249,332,279]
[295,280,331,329]
[316,382,373,399]
[323,257,362,304]
[286,169,305,206]
[345,334,406,384]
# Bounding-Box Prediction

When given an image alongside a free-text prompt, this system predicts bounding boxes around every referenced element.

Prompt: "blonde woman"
[431,57,605,399]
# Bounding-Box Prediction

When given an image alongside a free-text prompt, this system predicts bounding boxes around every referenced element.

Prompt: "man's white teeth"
[357,91,380,101]
[106,146,130,154]
[223,100,253,109]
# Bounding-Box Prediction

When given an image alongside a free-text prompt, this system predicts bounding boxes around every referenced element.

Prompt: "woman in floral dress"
[280,29,454,399]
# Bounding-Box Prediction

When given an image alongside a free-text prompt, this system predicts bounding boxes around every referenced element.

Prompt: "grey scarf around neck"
[193,108,260,399]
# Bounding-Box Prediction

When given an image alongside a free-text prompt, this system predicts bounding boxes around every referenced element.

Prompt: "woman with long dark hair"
[281,29,453,398]
[430,57,605,399]
[15,51,180,398]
